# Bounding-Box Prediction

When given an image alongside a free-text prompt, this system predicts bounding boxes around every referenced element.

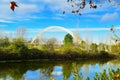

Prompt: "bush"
[7,38,28,57]
[0,37,10,48]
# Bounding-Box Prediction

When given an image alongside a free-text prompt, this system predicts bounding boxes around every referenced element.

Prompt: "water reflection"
[0,59,119,80]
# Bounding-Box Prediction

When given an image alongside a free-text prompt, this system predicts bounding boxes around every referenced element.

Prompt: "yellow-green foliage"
[111,44,120,54]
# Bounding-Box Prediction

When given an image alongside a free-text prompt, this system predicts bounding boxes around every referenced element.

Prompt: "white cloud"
[0,0,120,22]
[83,14,100,18]
[101,12,119,22]
[15,4,43,15]
[0,1,44,21]
[0,19,14,23]
[0,0,10,3]
[52,17,64,20]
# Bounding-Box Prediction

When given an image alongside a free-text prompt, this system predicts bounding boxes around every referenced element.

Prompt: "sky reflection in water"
[0,59,120,80]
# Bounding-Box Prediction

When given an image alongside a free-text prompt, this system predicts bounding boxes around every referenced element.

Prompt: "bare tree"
[0,27,5,39]
[45,37,58,52]
[16,27,27,40]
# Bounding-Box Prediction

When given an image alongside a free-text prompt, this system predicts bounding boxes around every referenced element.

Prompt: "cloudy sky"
[0,0,120,43]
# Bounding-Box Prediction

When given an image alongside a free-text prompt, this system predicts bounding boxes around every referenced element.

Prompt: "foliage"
[0,38,29,60]
[80,40,86,49]
[63,33,73,46]
[90,43,98,53]
[64,0,120,15]
[98,43,108,51]
[9,38,28,54]
[0,33,120,60]
[0,37,10,48]
[111,44,120,55]
[44,38,57,53]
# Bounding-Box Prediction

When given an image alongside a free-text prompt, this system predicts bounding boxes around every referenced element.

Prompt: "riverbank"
[0,38,119,61]
[0,47,117,61]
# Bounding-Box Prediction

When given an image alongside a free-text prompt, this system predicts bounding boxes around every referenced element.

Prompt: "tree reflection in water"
[0,59,119,80]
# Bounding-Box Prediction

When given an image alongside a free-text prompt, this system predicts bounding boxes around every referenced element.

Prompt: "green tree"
[0,37,10,48]
[63,33,73,46]
[90,43,98,53]
[98,43,107,51]
[9,38,28,56]
[80,40,86,48]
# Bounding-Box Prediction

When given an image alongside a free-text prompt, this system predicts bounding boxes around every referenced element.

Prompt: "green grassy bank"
[0,38,119,61]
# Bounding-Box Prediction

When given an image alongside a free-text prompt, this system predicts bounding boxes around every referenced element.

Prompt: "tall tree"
[63,33,73,46]
[45,37,57,52]
[16,27,26,40]
[90,43,98,53]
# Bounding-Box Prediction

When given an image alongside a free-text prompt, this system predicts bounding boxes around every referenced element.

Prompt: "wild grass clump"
[92,68,120,80]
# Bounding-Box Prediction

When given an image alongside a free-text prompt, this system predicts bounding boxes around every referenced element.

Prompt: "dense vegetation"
[0,32,120,60]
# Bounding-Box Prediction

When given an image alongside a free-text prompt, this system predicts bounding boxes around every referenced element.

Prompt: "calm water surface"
[0,59,120,80]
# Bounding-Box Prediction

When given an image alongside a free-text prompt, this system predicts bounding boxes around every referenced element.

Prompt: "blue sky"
[0,0,120,43]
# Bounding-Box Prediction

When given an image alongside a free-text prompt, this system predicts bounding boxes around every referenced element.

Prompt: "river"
[0,59,120,80]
